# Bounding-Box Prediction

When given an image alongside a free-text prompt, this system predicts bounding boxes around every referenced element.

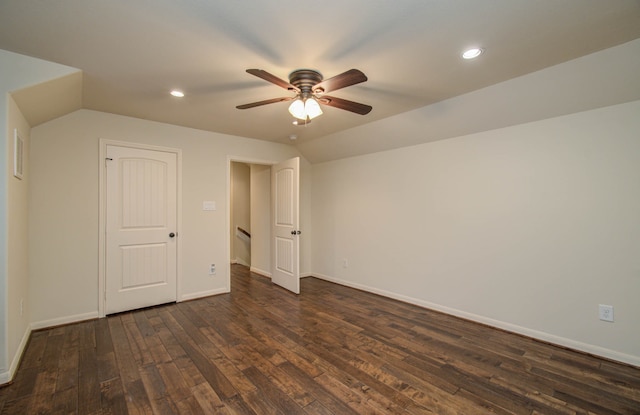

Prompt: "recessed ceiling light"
[462,48,483,59]
[170,90,185,97]
[289,134,298,141]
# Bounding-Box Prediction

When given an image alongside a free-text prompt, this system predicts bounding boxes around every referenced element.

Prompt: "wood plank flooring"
[1,264,639,414]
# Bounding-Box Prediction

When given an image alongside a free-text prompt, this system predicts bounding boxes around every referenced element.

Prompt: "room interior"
[1,0,639,402]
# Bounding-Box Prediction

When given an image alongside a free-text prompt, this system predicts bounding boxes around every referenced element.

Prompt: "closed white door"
[105,145,178,314]
[271,157,300,294]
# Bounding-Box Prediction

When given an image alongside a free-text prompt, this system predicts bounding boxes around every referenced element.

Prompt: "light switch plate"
[203,201,216,211]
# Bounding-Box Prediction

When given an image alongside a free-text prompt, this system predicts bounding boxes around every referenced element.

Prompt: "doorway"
[229,161,272,277]
[228,157,301,294]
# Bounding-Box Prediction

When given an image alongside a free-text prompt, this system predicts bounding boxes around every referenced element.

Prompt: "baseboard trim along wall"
[0,325,31,385]
[180,288,229,302]
[312,272,640,368]
[3,311,100,385]
[248,267,311,279]
[3,288,231,385]
[31,311,100,331]
[249,266,271,278]
[0,372,10,385]
[235,258,250,267]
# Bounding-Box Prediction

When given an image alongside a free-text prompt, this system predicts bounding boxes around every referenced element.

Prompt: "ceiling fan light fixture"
[305,97,323,119]
[288,98,306,119]
[239,68,371,116]
[288,96,323,120]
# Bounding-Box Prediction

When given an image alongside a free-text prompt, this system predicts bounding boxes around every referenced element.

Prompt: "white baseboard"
[0,325,31,385]
[0,371,10,385]
[4,312,98,385]
[249,266,271,278]
[235,258,250,268]
[312,272,640,368]
[31,311,100,331]
[180,287,229,302]
[1,288,228,385]
[247,267,310,279]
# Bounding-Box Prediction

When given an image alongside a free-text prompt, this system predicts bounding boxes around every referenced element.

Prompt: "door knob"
[290,230,301,235]
[169,232,176,238]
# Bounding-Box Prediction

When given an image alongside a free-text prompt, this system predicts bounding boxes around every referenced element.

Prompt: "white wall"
[311,100,640,366]
[231,162,251,266]
[29,109,307,326]
[5,96,31,380]
[0,49,78,383]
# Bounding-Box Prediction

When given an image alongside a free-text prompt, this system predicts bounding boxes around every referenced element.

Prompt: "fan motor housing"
[289,69,323,93]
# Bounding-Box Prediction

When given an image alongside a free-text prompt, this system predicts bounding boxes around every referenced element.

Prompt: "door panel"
[275,237,293,274]
[271,157,300,294]
[121,244,167,289]
[106,145,178,314]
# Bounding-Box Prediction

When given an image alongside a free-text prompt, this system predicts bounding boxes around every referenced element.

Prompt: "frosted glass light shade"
[288,99,306,119]
[288,97,323,120]
[305,98,323,119]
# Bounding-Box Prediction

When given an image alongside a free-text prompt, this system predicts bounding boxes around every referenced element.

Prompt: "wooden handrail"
[237,226,251,238]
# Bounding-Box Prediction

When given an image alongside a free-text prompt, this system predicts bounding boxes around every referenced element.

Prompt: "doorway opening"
[227,157,301,294]
[229,161,272,278]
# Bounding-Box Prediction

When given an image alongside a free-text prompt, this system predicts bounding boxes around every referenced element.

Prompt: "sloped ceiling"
[11,72,83,127]
[1,1,639,162]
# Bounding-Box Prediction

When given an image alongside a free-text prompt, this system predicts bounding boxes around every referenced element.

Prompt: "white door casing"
[105,144,178,314]
[271,157,300,294]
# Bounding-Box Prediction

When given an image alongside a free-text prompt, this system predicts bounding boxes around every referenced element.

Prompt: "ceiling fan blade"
[236,96,294,109]
[313,69,367,93]
[246,69,299,91]
[319,95,372,115]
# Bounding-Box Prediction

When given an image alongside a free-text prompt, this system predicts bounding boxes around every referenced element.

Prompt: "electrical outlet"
[599,304,614,322]
[342,258,349,268]
[209,264,216,275]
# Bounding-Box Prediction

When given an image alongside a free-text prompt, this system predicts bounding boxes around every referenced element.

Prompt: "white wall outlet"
[598,304,614,322]
[342,258,349,268]
[209,264,216,275]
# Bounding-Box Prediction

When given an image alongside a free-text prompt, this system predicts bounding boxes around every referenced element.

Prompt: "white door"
[271,157,300,294]
[105,145,178,314]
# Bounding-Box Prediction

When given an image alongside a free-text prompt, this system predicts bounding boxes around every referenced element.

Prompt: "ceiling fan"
[236,68,372,121]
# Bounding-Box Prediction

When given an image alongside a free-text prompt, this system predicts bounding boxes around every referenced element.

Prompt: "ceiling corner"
[11,70,83,127]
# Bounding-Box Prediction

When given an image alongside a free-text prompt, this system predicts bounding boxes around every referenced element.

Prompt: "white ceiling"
[1,1,640,159]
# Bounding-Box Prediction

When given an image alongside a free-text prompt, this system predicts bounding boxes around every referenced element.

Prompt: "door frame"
[226,156,277,291]
[98,139,183,317]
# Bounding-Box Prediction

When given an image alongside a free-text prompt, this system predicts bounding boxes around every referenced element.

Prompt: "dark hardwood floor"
[1,265,639,414]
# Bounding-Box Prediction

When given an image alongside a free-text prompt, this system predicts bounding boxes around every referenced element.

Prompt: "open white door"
[105,145,178,314]
[271,157,300,294]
